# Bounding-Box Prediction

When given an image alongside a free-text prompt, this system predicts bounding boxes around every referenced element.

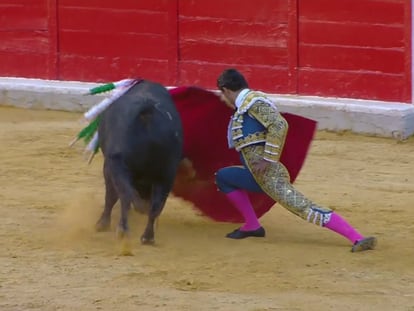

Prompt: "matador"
[215,68,377,252]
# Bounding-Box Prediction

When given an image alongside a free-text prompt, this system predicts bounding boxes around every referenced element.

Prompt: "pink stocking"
[226,190,261,231]
[324,212,364,244]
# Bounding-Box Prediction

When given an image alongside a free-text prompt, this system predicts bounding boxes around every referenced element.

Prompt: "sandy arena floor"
[1,106,414,311]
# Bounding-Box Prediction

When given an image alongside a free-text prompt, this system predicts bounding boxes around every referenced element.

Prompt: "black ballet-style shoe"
[351,236,377,252]
[226,227,266,239]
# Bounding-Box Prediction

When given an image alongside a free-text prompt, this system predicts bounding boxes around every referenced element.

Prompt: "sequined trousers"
[240,121,332,226]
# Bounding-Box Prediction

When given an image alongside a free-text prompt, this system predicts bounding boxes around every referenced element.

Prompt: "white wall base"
[1,77,414,139]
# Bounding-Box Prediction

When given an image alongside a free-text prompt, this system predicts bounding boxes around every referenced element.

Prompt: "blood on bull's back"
[95,80,183,253]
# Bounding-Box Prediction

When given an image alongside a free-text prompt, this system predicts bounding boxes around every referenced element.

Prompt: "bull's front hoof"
[95,218,111,232]
[140,236,155,245]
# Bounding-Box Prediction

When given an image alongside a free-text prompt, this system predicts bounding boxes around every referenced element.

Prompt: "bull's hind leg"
[141,182,171,244]
[102,157,136,255]
[96,160,118,232]
[99,157,135,238]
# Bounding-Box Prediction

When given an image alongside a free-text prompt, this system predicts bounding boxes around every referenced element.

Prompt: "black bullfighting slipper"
[351,236,377,252]
[226,226,266,239]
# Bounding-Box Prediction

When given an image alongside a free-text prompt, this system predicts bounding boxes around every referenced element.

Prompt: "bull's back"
[98,80,183,175]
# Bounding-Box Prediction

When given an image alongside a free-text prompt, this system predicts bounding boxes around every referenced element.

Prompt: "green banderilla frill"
[69,116,101,157]
[85,83,116,95]
[77,116,100,144]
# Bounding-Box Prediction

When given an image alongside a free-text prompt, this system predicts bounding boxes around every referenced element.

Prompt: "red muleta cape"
[169,86,317,223]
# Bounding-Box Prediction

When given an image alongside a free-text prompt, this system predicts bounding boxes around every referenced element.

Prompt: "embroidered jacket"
[228,89,287,163]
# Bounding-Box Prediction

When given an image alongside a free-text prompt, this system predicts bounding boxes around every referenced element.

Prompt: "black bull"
[95,80,183,245]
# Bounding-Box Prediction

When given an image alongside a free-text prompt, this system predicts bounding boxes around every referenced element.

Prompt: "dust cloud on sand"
[1,106,414,311]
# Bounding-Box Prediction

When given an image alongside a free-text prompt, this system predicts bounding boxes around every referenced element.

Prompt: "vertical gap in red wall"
[55,0,60,80]
[403,0,412,102]
[407,0,413,103]
[168,0,179,86]
[287,0,298,95]
[47,0,58,80]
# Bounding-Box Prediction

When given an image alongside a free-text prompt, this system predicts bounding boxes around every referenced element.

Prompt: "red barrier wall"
[0,0,411,102]
[57,0,176,85]
[0,1,54,79]
[298,0,411,101]
[177,0,297,94]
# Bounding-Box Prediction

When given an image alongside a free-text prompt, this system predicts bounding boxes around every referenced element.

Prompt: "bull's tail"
[105,155,148,214]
